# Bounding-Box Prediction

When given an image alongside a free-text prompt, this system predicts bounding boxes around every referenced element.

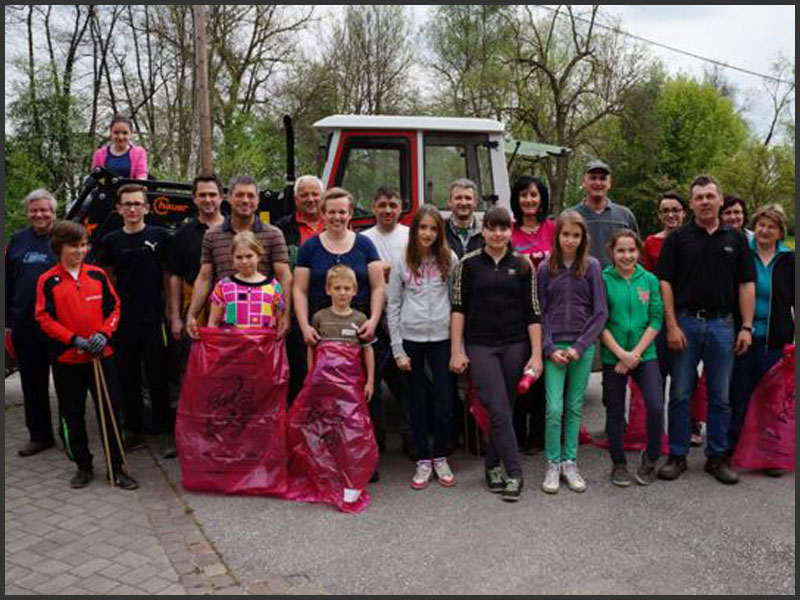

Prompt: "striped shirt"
[210,275,285,329]
[201,217,289,283]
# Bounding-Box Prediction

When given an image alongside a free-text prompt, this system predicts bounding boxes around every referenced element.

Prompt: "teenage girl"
[91,115,148,179]
[600,230,664,487]
[537,210,607,494]
[387,205,458,490]
[208,231,285,330]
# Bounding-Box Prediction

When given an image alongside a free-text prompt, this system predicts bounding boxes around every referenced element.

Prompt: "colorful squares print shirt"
[210,275,285,329]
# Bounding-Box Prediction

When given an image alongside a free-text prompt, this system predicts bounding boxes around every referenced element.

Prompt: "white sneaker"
[561,459,587,493]
[433,458,456,487]
[542,460,560,494]
[411,460,433,490]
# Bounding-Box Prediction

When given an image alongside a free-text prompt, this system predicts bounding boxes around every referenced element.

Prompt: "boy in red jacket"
[35,220,138,490]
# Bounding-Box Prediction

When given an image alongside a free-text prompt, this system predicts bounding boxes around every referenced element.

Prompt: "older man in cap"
[572,160,639,267]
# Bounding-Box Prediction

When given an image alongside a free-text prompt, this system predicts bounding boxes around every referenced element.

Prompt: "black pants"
[12,319,54,443]
[285,316,307,406]
[114,321,171,434]
[52,358,124,471]
[513,377,545,450]
[370,318,412,449]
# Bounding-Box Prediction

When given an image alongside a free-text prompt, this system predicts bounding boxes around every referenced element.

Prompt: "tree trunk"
[192,5,213,175]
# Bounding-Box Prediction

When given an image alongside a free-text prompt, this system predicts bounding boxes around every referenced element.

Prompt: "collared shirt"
[201,217,289,283]
[296,212,325,245]
[445,216,483,259]
[656,220,755,313]
[571,199,639,267]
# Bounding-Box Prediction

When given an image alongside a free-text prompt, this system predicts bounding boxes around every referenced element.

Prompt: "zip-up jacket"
[452,248,541,346]
[537,257,607,357]
[600,264,663,365]
[445,217,483,259]
[750,240,794,350]
[387,251,458,359]
[35,263,121,364]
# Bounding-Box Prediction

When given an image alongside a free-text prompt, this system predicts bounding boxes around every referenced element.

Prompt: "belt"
[684,309,730,320]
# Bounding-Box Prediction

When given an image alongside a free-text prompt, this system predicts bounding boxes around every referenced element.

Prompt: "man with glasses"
[96,184,172,452]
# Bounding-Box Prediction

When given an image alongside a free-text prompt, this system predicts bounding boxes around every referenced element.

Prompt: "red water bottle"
[517,368,539,395]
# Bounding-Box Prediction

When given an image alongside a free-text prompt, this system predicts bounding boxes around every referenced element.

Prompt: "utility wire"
[532,5,794,86]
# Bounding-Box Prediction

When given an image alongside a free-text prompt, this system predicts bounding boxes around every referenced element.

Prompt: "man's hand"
[186,315,200,340]
[666,324,688,351]
[170,315,184,342]
[358,318,379,342]
[396,356,412,371]
[735,329,753,355]
[449,351,469,374]
[365,380,374,403]
[301,324,321,346]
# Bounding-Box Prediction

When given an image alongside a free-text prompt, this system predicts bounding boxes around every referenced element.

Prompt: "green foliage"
[215,113,286,192]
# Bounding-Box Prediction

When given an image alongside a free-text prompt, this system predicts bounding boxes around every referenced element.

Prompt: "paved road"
[158,373,796,595]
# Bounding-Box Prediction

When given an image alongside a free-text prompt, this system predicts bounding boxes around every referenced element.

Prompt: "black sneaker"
[611,464,633,487]
[704,456,739,484]
[70,466,94,488]
[635,454,657,486]
[764,468,784,477]
[657,454,687,481]
[108,470,139,490]
[501,477,523,502]
[123,431,146,451]
[485,466,506,493]
[18,439,55,457]
[369,470,380,483]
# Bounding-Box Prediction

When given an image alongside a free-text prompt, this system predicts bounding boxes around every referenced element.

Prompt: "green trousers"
[544,342,595,462]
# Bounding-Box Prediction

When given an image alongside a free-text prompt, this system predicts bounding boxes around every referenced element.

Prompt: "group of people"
[6,116,794,505]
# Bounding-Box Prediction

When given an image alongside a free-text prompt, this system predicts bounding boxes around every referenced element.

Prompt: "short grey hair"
[228,175,259,197]
[23,188,57,213]
[752,203,789,239]
[448,178,478,199]
[294,175,324,197]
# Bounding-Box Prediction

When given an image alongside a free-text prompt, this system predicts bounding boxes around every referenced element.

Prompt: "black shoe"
[108,470,139,490]
[611,463,633,487]
[704,456,739,484]
[657,454,687,481]
[18,440,55,457]
[635,454,657,486]
[123,431,146,451]
[485,466,506,493]
[764,468,784,477]
[501,477,523,502]
[369,470,380,483]
[70,466,94,488]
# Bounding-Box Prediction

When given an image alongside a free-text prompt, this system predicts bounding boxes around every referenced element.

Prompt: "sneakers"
[411,460,433,490]
[433,458,456,487]
[18,439,55,457]
[561,460,587,492]
[635,454,657,486]
[485,466,506,493]
[704,455,739,484]
[611,463,633,487]
[657,454,688,481]
[70,466,94,488]
[501,478,523,502]
[369,470,380,483]
[541,460,560,494]
[107,470,139,490]
[764,468,784,477]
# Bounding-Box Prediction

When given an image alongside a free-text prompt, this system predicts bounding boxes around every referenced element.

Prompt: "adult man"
[186,175,292,339]
[361,187,413,456]
[656,175,755,485]
[168,174,225,340]
[96,184,172,451]
[572,160,639,267]
[445,179,484,259]
[275,175,326,401]
[5,189,58,456]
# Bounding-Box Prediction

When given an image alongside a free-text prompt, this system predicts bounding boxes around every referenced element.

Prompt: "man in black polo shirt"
[168,174,225,340]
[656,174,755,484]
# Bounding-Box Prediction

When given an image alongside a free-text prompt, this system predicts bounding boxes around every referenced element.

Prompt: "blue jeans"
[728,337,783,451]
[668,313,735,458]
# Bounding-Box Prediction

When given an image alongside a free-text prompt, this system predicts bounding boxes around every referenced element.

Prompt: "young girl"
[91,114,148,179]
[387,205,458,490]
[537,211,607,494]
[208,231,286,330]
[451,206,543,502]
[600,230,664,487]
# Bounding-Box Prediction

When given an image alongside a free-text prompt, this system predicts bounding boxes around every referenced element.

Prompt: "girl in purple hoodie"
[536,211,607,494]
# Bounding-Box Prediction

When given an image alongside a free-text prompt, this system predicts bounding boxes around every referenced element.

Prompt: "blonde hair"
[230,230,264,256]
[326,264,357,290]
[549,210,590,277]
[321,187,355,214]
[752,203,789,239]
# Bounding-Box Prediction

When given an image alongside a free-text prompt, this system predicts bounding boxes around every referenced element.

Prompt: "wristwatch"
[741,325,754,333]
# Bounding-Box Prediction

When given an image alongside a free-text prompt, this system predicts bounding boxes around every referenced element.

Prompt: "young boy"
[35,221,138,489]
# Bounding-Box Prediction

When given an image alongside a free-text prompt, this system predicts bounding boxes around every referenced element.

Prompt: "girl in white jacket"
[388,205,459,490]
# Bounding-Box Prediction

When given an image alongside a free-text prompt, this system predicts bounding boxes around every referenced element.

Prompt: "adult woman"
[293,187,384,347]
[91,115,148,179]
[509,175,555,455]
[720,194,753,240]
[728,204,794,470]
[450,206,543,502]
[642,191,685,273]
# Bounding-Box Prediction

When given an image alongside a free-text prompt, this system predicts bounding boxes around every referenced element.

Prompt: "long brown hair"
[549,210,590,277]
[406,204,452,281]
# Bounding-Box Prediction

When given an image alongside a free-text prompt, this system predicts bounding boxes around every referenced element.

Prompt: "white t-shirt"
[361,225,409,265]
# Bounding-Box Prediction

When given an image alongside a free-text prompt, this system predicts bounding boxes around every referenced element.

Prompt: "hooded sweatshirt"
[600,264,663,365]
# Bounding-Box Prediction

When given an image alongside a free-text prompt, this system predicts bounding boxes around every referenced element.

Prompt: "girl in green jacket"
[600,230,664,487]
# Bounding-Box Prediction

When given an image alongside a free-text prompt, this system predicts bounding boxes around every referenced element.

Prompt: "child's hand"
[276,314,290,340]
[614,361,630,375]
[364,381,374,403]
[565,347,581,362]
[449,352,469,374]
[550,349,570,366]
[620,350,640,370]
[396,356,412,371]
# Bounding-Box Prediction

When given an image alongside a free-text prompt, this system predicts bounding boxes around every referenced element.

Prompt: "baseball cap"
[584,159,611,174]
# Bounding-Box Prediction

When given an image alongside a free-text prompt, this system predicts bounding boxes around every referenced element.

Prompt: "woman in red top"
[35,221,139,490]
[642,191,685,272]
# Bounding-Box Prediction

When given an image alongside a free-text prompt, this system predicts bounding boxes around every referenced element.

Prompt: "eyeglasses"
[660,208,684,215]
[120,202,146,209]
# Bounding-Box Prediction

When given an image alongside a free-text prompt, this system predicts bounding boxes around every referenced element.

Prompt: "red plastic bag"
[732,344,795,472]
[690,372,708,422]
[176,327,289,495]
[5,329,16,361]
[285,342,378,513]
[467,374,489,434]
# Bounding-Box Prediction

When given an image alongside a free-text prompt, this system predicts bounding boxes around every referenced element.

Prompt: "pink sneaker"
[433,458,456,487]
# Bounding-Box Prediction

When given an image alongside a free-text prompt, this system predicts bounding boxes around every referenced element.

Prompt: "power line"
[532,5,794,86]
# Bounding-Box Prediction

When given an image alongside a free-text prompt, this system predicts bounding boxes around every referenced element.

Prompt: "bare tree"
[762,56,795,147]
